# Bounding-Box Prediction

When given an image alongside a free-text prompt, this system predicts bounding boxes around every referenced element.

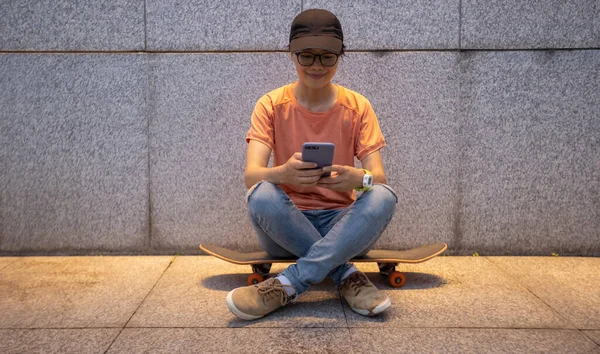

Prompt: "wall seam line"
[144,0,148,51]
[1,48,599,55]
[146,56,153,251]
[454,52,464,254]
[458,0,462,50]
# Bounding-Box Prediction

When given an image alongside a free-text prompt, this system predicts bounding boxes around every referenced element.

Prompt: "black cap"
[289,9,343,54]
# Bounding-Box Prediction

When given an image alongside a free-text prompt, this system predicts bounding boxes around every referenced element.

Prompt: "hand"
[279,152,324,186]
[316,165,363,192]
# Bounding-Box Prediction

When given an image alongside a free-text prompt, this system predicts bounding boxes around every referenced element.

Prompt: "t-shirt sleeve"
[355,100,386,161]
[245,95,275,150]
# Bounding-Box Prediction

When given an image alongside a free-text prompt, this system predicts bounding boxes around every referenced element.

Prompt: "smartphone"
[302,142,335,177]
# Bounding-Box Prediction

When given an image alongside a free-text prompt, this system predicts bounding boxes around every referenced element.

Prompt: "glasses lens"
[321,54,338,67]
[296,53,338,66]
[297,53,315,66]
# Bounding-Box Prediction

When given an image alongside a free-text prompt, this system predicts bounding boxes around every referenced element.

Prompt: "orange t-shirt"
[246,82,386,210]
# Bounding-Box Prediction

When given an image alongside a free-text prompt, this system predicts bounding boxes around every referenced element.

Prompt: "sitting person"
[226,8,398,320]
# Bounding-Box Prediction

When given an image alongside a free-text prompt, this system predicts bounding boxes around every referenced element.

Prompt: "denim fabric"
[247,181,397,294]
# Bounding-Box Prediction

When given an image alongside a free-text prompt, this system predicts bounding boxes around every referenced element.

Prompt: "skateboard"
[200,242,447,288]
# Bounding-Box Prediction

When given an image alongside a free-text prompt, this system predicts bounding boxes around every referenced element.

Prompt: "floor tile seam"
[102,330,122,354]
[121,326,350,329]
[121,255,178,325]
[483,256,579,329]
[336,288,350,326]
[580,330,600,347]
[483,257,537,287]
[0,259,23,272]
[0,327,123,330]
[346,326,591,332]
[103,255,177,354]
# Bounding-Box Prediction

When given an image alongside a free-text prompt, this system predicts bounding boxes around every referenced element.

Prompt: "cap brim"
[289,36,343,54]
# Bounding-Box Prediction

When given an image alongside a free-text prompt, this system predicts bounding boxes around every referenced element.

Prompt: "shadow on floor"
[200,272,447,291]
[367,272,449,290]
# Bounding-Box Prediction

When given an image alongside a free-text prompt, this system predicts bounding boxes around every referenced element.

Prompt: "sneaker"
[226,277,296,320]
[340,271,391,316]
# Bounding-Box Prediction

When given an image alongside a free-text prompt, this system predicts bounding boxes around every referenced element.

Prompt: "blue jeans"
[246,181,397,294]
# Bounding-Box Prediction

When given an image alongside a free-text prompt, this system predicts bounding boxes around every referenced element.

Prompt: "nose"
[310,58,324,69]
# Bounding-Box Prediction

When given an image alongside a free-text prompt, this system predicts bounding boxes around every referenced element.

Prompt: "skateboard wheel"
[389,271,406,288]
[248,273,264,286]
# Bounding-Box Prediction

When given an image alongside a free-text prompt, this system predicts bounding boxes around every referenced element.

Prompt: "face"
[291,48,340,90]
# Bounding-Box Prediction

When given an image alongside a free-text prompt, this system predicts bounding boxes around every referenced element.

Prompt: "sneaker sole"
[350,296,391,316]
[226,290,263,320]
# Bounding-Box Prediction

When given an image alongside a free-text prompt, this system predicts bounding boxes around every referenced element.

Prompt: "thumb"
[322,165,340,172]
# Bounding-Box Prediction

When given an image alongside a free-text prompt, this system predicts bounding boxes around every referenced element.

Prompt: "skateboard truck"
[378,263,406,287]
[247,262,406,288]
[249,264,272,284]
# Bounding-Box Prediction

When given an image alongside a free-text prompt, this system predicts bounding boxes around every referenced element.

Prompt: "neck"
[293,82,337,105]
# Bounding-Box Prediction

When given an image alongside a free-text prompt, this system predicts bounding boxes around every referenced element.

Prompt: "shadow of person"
[366,272,448,290]
[200,273,251,291]
[201,271,447,291]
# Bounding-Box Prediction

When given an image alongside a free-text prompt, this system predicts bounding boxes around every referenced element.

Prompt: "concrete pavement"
[0,255,598,353]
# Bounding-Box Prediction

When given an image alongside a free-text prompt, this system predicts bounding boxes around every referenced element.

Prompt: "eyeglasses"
[295,52,339,67]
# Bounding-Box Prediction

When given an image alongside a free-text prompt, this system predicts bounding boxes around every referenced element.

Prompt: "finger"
[295,168,322,176]
[319,170,340,180]
[296,161,318,170]
[317,177,341,185]
[317,175,335,183]
[316,181,341,190]
[299,173,322,181]
[293,153,318,169]
[299,176,321,184]
[322,165,342,173]
[316,179,334,184]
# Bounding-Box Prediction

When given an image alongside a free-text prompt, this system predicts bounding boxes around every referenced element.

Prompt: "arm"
[317,150,387,191]
[360,150,387,185]
[244,140,279,188]
[244,140,323,189]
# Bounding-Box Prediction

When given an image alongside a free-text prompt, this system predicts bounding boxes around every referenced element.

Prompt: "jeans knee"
[247,181,284,218]
[367,184,398,216]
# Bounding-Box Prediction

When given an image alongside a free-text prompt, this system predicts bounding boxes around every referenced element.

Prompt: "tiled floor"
[0,256,598,353]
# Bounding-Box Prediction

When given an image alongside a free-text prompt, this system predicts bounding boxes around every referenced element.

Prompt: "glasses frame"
[295,52,339,67]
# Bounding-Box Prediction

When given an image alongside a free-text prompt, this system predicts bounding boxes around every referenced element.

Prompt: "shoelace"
[257,281,294,306]
[346,272,373,293]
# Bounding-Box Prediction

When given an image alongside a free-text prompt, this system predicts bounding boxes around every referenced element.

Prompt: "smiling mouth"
[307,73,326,79]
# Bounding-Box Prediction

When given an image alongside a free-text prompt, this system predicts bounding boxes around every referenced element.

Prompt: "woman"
[226,8,398,320]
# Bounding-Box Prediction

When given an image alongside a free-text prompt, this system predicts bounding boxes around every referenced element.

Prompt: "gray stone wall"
[1,1,598,255]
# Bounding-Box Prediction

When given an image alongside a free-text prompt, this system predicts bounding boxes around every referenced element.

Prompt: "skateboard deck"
[200,242,447,288]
